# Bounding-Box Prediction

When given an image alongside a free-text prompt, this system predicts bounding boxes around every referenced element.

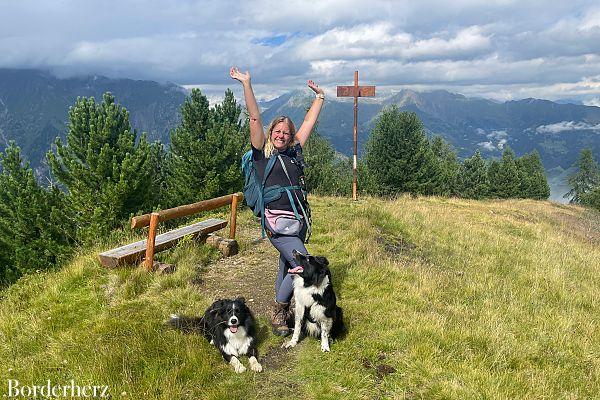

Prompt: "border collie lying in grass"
[169,298,262,373]
[284,250,345,352]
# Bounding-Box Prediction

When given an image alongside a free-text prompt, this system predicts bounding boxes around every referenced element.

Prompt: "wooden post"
[336,72,376,201]
[145,212,160,271]
[229,193,239,239]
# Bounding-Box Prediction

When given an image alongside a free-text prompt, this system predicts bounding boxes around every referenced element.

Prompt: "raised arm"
[295,80,325,147]
[230,67,265,149]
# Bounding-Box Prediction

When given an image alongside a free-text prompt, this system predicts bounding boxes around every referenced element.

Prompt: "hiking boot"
[270,301,290,336]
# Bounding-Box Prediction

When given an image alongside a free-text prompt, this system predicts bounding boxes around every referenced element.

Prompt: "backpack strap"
[258,155,279,238]
[277,155,312,243]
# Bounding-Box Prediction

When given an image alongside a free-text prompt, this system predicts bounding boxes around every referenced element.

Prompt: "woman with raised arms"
[230,67,325,336]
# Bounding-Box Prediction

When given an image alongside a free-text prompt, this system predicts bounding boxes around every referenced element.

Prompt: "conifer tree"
[47,93,160,244]
[303,131,352,196]
[458,150,490,199]
[164,89,245,207]
[565,148,600,204]
[487,158,501,197]
[491,147,521,198]
[430,136,460,196]
[517,151,550,200]
[364,107,438,196]
[580,186,600,211]
[212,89,241,126]
[0,142,74,285]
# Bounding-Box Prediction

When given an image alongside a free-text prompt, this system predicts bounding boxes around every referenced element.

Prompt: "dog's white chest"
[222,326,252,356]
[294,275,329,322]
[294,275,329,305]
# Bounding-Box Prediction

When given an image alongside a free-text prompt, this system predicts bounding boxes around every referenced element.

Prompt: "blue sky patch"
[252,34,288,47]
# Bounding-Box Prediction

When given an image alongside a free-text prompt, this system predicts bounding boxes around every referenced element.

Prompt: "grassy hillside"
[1,196,599,399]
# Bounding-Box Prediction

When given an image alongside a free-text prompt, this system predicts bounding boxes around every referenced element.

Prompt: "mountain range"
[261,89,600,168]
[1,69,599,201]
[260,89,600,201]
[0,69,186,172]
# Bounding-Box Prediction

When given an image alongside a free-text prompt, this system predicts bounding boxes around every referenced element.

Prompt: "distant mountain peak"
[287,89,312,107]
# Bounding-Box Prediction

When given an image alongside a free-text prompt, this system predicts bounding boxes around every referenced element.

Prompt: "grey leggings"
[266,221,308,303]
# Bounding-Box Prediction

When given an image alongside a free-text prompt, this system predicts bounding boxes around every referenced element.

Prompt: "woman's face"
[271,121,292,151]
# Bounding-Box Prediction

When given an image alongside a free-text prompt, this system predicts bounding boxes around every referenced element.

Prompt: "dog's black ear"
[235,296,246,304]
[313,256,329,267]
[208,299,225,315]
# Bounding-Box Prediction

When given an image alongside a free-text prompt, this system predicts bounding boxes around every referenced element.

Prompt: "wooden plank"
[98,218,227,268]
[131,192,244,229]
[336,86,375,97]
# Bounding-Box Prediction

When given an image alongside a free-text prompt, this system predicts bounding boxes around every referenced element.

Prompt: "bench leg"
[145,212,160,271]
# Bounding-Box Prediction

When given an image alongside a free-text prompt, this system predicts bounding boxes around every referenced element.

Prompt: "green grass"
[1,196,599,399]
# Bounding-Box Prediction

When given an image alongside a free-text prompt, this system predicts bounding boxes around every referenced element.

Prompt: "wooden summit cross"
[337,70,375,200]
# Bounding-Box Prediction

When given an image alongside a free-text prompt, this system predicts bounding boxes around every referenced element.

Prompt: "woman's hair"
[264,116,296,157]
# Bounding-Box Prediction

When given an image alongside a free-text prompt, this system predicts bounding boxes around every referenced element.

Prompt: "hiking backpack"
[241,144,312,242]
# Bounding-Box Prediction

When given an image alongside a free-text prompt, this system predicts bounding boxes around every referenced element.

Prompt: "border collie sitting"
[169,298,262,373]
[284,250,345,352]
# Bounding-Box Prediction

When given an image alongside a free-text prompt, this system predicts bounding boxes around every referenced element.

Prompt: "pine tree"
[487,159,501,197]
[565,148,600,204]
[364,107,438,196]
[47,93,160,244]
[580,186,600,211]
[491,147,521,198]
[303,131,352,196]
[0,142,74,285]
[430,136,460,196]
[163,89,245,207]
[212,89,241,126]
[517,151,550,200]
[458,150,490,199]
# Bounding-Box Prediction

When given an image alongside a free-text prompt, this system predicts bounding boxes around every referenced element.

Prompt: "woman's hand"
[295,80,325,147]
[230,67,250,84]
[307,80,324,95]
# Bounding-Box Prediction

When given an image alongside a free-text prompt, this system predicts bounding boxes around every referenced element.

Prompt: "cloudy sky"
[2,0,600,104]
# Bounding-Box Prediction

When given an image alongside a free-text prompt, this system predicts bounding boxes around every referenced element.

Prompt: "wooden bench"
[98,192,243,270]
[98,218,227,268]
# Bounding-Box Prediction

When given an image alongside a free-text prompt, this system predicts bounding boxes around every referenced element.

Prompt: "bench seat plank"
[98,218,228,268]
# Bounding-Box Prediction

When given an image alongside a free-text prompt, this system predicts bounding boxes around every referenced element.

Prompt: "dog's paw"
[230,356,246,373]
[249,359,263,372]
[234,363,246,373]
[321,344,330,352]
[283,339,297,349]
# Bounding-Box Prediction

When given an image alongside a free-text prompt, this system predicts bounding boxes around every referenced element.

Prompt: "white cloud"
[487,130,508,139]
[583,97,600,107]
[0,0,599,103]
[477,130,509,150]
[404,26,492,60]
[578,8,600,31]
[536,121,600,133]
[477,141,496,151]
[296,24,491,62]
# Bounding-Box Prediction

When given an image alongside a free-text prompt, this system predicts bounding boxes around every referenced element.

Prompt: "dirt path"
[195,225,278,320]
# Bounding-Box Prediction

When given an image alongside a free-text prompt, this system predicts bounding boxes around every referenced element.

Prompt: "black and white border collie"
[169,297,262,373]
[284,250,345,352]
